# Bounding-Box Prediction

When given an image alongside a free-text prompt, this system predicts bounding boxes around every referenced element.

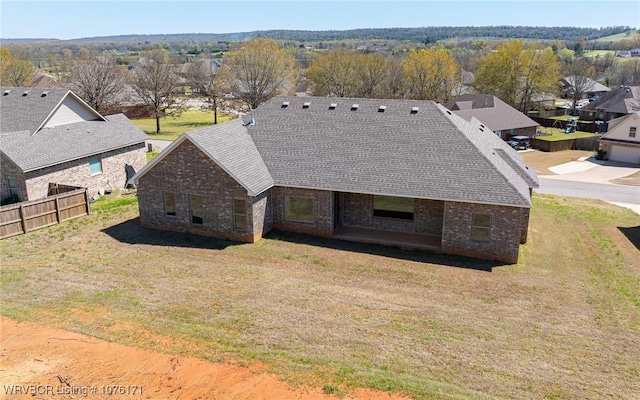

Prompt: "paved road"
[536,177,640,204]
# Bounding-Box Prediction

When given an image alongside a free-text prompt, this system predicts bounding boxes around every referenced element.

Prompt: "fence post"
[55,196,61,222]
[85,189,91,215]
[19,204,27,234]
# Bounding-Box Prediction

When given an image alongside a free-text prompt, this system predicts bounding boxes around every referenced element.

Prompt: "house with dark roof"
[444,94,539,140]
[598,111,640,164]
[0,87,148,202]
[580,85,640,121]
[133,97,538,264]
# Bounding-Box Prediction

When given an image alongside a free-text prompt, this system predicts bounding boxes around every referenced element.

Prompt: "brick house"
[598,111,640,164]
[134,97,539,263]
[0,87,148,202]
[444,94,540,140]
[580,86,640,121]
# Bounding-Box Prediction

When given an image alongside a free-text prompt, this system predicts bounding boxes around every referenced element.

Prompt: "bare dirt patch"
[521,149,595,175]
[0,317,407,400]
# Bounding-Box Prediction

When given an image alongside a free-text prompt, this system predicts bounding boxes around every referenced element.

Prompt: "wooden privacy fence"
[531,137,600,152]
[0,188,90,239]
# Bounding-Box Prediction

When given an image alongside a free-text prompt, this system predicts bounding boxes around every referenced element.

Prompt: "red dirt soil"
[0,317,409,400]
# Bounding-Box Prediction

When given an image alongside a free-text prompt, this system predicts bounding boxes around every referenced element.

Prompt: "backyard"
[1,193,639,399]
[132,109,235,141]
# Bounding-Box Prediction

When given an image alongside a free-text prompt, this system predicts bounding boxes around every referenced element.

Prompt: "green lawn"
[595,30,639,42]
[1,194,639,399]
[535,127,598,141]
[132,110,235,141]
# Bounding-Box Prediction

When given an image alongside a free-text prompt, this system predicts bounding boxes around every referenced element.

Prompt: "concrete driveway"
[535,156,640,214]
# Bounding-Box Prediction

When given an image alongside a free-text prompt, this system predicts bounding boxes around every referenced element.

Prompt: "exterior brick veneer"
[441,201,528,263]
[1,144,146,202]
[137,140,258,242]
[342,193,444,235]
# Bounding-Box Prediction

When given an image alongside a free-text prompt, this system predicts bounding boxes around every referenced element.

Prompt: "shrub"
[595,149,607,160]
[1,194,21,206]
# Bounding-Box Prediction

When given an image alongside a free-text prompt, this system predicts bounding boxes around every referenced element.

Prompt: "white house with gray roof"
[0,87,148,202]
[133,96,539,263]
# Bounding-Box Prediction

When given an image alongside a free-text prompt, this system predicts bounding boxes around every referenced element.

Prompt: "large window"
[6,176,18,197]
[630,127,637,138]
[471,214,491,242]
[285,196,314,223]
[233,199,247,230]
[373,195,414,220]
[190,194,203,225]
[164,192,176,216]
[89,157,102,175]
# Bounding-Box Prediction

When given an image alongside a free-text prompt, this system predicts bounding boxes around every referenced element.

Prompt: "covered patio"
[332,226,442,252]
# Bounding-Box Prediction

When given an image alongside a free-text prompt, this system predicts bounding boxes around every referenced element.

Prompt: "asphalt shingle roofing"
[243,96,535,207]
[444,94,539,132]
[1,114,148,172]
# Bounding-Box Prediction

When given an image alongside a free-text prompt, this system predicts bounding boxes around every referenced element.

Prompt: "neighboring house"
[444,94,540,140]
[616,50,632,58]
[580,85,640,121]
[133,96,539,264]
[560,76,611,99]
[631,48,640,57]
[0,87,148,202]
[598,111,640,164]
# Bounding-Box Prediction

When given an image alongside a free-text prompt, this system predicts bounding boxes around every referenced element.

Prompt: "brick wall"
[252,189,273,241]
[137,139,259,243]
[0,154,27,202]
[441,201,529,264]
[23,143,146,200]
[342,193,444,235]
[272,186,334,237]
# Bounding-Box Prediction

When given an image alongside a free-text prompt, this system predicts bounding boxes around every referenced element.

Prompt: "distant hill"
[595,29,639,42]
[2,26,634,44]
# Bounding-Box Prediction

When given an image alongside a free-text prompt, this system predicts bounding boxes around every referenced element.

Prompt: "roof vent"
[445,110,452,115]
[41,91,49,97]
[411,107,419,114]
[480,124,485,128]
[281,101,289,108]
[3,90,11,96]
[378,105,386,112]
[22,90,30,96]
[351,104,359,111]
[479,127,484,132]
[302,102,310,109]
[329,103,337,110]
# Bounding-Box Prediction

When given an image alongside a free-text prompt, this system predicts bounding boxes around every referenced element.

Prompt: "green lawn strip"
[535,127,598,141]
[2,194,639,399]
[132,110,235,141]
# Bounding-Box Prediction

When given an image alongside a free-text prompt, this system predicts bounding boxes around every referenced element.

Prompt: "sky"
[1,0,639,40]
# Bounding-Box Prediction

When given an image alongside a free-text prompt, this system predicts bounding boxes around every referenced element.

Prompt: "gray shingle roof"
[562,76,610,93]
[185,119,274,196]
[582,86,640,114]
[1,114,148,172]
[443,94,539,132]
[0,87,102,134]
[242,96,536,207]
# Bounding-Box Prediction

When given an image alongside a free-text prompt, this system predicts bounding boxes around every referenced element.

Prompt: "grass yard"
[535,127,598,141]
[1,194,639,399]
[132,109,235,141]
[594,30,639,42]
[521,150,595,175]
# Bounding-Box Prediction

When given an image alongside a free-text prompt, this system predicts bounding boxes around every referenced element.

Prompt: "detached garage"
[599,112,640,165]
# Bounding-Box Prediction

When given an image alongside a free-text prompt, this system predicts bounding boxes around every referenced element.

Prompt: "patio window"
[233,199,247,230]
[6,176,18,197]
[190,194,203,225]
[89,157,102,175]
[471,214,491,242]
[630,127,637,138]
[285,196,314,223]
[373,195,414,220]
[164,192,176,216]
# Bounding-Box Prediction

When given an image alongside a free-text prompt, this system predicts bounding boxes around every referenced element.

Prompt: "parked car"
[508,136,531,150]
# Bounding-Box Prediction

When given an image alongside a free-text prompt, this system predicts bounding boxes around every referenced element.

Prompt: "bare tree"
[563,58,597,115]
[611,58,640,86]
[185,59,227,124]
[131,49,183,134]
[66,52,128,113]
[222,39,294,109]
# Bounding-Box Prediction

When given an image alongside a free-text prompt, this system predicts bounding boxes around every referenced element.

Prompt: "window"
[89,157,102,175]
[373,195,414,220]
[233,199,247,230]
[6,176,18,197]
[285,196,314,223]
[190,194,203,224]
[164,192,176,216]
[630,127,637,138]
[471,214,491,242]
